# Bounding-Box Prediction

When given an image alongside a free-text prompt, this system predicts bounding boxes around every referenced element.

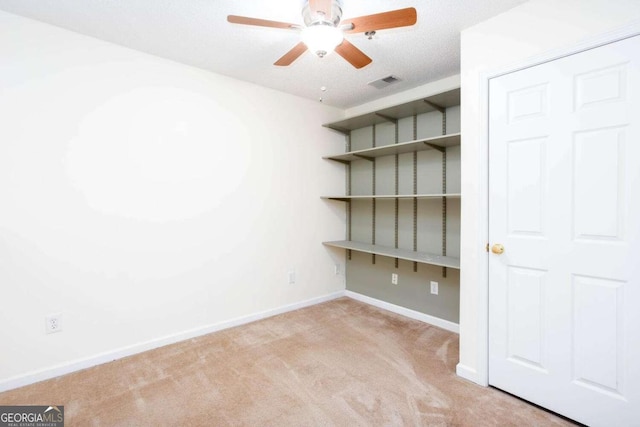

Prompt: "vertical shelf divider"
[394,118,399,269]
[412,114,418,273]
[424,99,449,278]
[441,108,448,278]
[346,131,352,260]
[371,124,376,265]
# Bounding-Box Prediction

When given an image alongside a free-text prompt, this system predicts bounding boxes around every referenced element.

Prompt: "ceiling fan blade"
[274,42,308,66]
[309,0,332,16]
[227,15,298,30]
[342,7,417,34]
[334,39,372,69]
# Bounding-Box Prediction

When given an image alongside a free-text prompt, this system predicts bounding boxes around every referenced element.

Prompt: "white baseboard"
[0,291,345,393]
[456,363,485,385]
[2,290,462,392]
[344,290,459,334]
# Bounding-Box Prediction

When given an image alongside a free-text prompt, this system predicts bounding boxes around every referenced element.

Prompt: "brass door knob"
[491,244,505,255]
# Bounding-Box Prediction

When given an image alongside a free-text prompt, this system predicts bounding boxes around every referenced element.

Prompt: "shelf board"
[323,88,460,133]
[322,193,461,202]
[323,240,460,269]
[324,133,460,163]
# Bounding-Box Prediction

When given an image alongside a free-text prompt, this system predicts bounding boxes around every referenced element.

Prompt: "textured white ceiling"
[0,0,527,108]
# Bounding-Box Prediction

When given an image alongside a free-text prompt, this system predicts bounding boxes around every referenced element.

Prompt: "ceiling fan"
[227,0,417,69]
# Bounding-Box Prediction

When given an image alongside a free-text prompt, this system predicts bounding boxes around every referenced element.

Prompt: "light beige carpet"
[0,298,576,426]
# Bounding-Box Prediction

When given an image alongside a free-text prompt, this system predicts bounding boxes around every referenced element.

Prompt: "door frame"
[471,21,640,387]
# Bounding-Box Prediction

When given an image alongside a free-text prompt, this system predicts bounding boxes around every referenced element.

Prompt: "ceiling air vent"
[368,75,402,89]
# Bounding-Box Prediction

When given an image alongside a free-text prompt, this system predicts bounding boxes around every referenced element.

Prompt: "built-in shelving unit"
[321,87,461,270]
[320,84,461,321]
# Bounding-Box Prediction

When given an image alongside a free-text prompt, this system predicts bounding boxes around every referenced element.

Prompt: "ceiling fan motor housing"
[302,0,342,27]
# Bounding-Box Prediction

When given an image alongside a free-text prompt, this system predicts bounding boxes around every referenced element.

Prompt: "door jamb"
[476,22,640,387]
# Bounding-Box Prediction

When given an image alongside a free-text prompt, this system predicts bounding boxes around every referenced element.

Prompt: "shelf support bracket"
[423,99,445,113]
[353,154,375,162]
[331,158,351,165]
[375,113,398,125]
[326,125,351,135]
[425,142,446,153]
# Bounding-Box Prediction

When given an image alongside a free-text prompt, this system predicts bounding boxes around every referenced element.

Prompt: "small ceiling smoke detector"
[368,75,402,89]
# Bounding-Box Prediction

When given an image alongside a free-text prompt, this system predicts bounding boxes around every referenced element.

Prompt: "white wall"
[0,11,346,390]
[458,0,640,384]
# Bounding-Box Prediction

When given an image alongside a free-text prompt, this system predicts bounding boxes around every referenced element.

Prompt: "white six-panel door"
[488,35,640,426]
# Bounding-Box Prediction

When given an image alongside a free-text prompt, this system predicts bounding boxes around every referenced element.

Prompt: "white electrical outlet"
[288,270,296,285]
[334,264,341,276]
[391,273,398,285]
[430,281,439,295]
[45,314,62,334]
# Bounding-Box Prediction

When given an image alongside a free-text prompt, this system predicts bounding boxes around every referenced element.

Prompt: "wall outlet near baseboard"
[334,264,341,276]
[45,314,62,334]
[391,273,398,285]
[430,281,439,295]
[288,270,296,285]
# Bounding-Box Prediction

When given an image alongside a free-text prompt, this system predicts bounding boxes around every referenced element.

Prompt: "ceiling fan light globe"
[301,24,344,58]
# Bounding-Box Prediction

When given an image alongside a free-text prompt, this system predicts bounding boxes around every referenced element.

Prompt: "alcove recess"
[322,88,461,322]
